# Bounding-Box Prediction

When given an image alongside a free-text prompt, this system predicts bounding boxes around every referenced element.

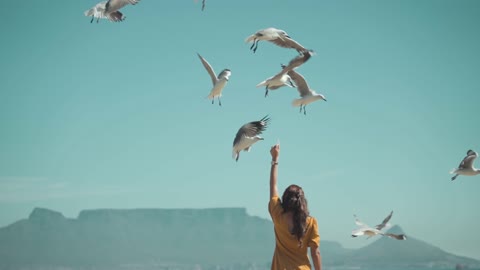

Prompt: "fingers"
[270,144,280,159]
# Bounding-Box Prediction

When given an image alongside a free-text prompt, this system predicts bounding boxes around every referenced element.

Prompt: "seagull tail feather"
[291,98,303,107]
[449,168,458,174]
[232,150,240,161]
[245,35,256,43]
[84,9,94,16]
[256,80,267,88]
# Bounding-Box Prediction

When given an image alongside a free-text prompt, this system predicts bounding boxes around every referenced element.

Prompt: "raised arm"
[270,144,280,199]
[310,247,322,270]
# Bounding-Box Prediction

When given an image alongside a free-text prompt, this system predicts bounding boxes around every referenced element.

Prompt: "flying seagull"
[286,69,326,115]
[351,212,406,240]
[84,1,123,23]
[245,27,309,54]
[197,53,231,106]
[232,116,270,162]
[451,150,480,181]
[257,51,313,97]
[85,0,140,23]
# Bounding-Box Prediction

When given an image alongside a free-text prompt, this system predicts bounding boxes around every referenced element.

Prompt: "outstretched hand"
[270,144,280,161]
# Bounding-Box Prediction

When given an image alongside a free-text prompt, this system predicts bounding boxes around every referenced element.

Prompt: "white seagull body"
[232,116,270,161]
[451,150,480,181]
[85,0,140,23]
[257,51,313,97]
[352,212,406,241]
[286,69,326,115]
[197,53,231,106]
[245,27,309,53]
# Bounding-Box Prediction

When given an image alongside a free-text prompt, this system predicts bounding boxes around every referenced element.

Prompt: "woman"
[269,144,322,270]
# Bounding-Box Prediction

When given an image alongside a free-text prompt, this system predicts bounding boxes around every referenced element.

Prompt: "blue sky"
[1,0,479,260]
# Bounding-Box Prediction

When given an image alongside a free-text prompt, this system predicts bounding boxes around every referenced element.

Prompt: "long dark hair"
[281,184,309,246]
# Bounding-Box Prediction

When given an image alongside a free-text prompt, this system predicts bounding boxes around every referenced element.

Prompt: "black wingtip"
[260,115,271,123]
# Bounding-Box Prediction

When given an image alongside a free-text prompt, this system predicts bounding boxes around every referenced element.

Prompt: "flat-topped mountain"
[0,208,478,270]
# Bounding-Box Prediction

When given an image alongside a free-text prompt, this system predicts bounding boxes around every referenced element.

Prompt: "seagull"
[451,150,480,181]
[197,53,231,106]
[232,116,270,162]
[84,1,124,23]
[286,69,326,115]
[245,27,309,54]
[257,51,313,97]
[352,212,406,240]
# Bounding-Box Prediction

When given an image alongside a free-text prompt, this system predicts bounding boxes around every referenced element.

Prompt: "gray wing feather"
[287,69,312,97]
[107,11,124,22]
[278,51,313,76]
[197,53,218,86]
[233,116,270,147]
[270,36,307,52]
[459,154,477,169]
[375,211,393,230]
[384,233,407,240]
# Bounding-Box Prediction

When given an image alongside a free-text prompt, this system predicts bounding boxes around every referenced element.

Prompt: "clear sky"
[1,0,479,260]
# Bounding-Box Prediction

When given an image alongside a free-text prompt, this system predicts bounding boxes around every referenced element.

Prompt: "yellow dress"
[269,196,320,270]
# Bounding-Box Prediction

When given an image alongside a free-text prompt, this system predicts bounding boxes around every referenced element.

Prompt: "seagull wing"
[106,0,140,12]
[202,0,206,11]
[107,11,124,22]
[233,116,270,147]
[287,69,312,97]
[466,149,477,156]
[197,53,218,86]
[279,51,313,76]
[353,214,369,228]
[384,233,407,240]
[270,35,307,52]
[217,69,231,80]
[375,211,393,230]
[459,153,477,169]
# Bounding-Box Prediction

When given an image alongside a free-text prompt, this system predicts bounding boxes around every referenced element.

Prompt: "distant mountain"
[0,208,478,270]
[338,226,480,268]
